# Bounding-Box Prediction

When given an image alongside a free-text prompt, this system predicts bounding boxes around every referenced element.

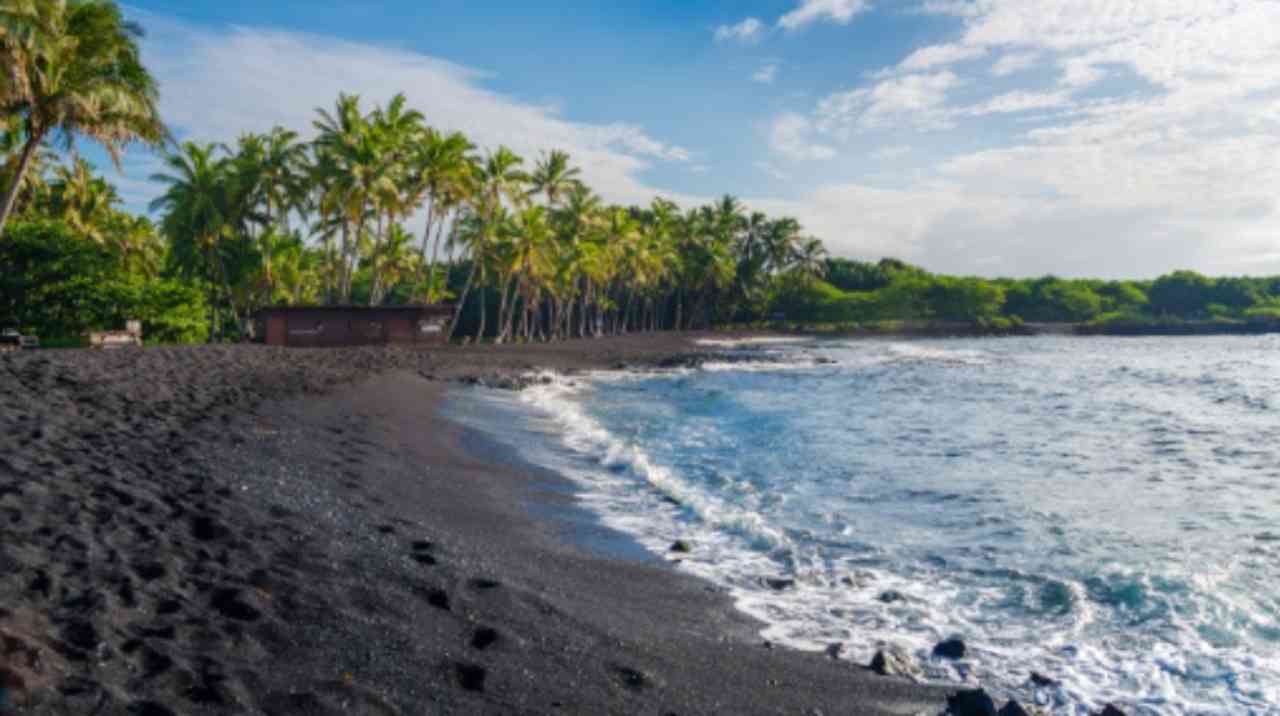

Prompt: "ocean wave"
[517,375,793,550]
[469,338,1280,715]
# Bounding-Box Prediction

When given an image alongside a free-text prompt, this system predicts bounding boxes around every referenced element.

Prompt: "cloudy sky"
[113,1,1280,278]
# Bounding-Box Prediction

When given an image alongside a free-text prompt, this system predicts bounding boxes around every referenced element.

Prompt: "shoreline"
[0,335,964,715]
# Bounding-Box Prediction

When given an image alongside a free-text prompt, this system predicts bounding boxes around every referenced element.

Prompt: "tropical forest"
[4,0,1280,346]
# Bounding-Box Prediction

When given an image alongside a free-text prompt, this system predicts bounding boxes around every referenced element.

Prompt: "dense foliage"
[775,259,1280,330]
[3,2,1280,344]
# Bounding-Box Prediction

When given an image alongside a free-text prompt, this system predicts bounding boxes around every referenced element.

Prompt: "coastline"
[0,335,956,715]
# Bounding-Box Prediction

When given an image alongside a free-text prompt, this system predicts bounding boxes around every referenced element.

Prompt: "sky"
[105,0,1280,279]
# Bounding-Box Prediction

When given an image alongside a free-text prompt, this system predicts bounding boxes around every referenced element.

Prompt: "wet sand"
[0,335,954,715]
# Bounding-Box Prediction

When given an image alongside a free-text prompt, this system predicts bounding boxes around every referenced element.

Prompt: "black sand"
[0,336,954,714]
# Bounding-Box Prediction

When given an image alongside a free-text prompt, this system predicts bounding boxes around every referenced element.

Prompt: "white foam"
[694,336,815,348]
[469,365,1280,716]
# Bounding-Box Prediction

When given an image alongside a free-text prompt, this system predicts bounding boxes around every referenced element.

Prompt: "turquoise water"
[456,336,1280,715]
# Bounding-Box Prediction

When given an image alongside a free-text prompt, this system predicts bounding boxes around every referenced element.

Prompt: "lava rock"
[669,540,692,553]
[932,638,967,660]
[763,577,795,591]
[877,590,904,603]
[1030,671,1059,688]
[946,688,997,716]
[998,699,1032,716]
[1095,706,1127,716]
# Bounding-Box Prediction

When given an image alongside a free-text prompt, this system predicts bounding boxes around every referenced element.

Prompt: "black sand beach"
[0,336,957,715]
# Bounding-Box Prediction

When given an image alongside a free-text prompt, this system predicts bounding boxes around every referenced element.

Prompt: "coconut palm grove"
[5,0,1280,345]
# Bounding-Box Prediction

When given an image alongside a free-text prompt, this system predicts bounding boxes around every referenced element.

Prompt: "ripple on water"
[454,337,1280,714]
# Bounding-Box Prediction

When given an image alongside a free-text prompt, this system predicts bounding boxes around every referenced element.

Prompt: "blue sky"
[108,1,1280,278]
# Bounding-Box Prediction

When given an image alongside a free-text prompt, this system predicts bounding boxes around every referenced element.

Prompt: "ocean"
[448,335,1280,715]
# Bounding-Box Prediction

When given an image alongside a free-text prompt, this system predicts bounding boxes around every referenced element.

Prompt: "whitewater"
[447,336,1280,715]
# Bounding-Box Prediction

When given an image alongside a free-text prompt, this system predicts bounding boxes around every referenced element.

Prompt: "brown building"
[253,305,452,348]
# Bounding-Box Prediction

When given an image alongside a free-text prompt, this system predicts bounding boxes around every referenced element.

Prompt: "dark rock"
[998,700,1031,716]
[824,643,843,660]
[669,540,692,553]
[946,688,997,716]
[763,577,795,591]
[1030,671,1059,688]
[1095,706,1127,716]
[932,638,967,660]
[877,590,904,603]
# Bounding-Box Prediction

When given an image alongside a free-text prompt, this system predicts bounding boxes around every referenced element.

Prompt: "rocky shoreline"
[0,334,1127,715]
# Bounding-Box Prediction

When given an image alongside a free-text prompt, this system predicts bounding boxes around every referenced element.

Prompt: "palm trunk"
[416,199,436,302]
[476,268,488,341]
[495,274,516,343]
[0,129,45,237]
[446,259,481,342]
[425,212,448,303]
[369,212,387,306]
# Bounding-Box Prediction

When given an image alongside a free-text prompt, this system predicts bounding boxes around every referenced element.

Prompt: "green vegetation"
[3,2,1280,345]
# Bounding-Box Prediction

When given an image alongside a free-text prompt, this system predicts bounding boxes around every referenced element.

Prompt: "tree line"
[3,0,1279,345]
[776,259,1280,330]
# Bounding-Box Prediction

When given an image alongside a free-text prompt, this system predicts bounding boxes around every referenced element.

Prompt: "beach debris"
[946,688,997,716]
[932,638,967,660]
[669,539,692,553]
[868,646,922,680]
[824,642,843,660]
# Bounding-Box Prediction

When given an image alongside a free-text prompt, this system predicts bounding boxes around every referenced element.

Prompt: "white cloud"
[768,112,837,161]
[779,0,871,31]
[871,144,912,159]
[899,43,987,71]
[756,1,1280,276]
[962,90,1072,115]
[752,63,779,84]
[714,17,765,43]
[816,71,961,133]
[132,12,691,214]
[990,51,1039,76]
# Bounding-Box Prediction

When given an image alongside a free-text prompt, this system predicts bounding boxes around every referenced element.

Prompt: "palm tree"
[47,157,118,244]
[791,236,827,284]
[0,0,166,236]
[529,149,580,207]
[369,223,419,305]
[150,142,238,340]
[407,128,474,303]
[553,183,601,337]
